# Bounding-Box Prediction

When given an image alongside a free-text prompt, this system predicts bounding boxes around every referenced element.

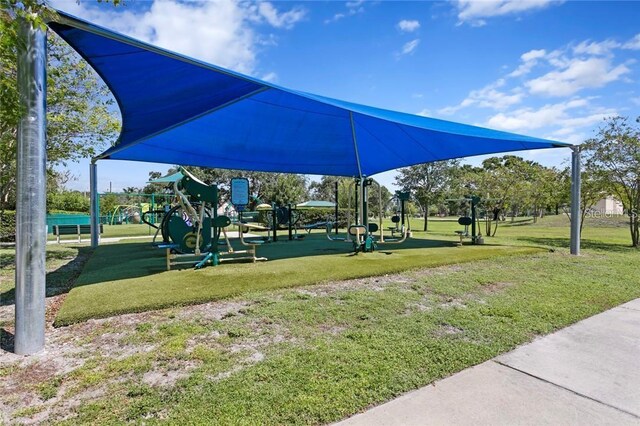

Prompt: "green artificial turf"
[54,232,542,325]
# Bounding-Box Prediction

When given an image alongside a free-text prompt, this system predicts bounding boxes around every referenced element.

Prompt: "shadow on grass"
[0,329,14,352]
[515,236,635,253]
[0,246,93,306]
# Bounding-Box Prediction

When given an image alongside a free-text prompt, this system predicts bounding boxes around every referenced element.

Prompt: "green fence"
[46,213,91,234]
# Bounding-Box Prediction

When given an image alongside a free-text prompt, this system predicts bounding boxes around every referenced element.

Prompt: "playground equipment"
[156,169,266,270]
[326,177,410,253]
[108,204,145,225]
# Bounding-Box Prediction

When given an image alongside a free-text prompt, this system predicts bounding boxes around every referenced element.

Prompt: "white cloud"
[256,2,306,29]
[325,13,346,24]
[325,0,366,24]
[525,57,631,97]
[508,48,546,77]
[573,39,620,56]
[631,97,640,106]
[51,0,305,75]
[417,109,431,117]
[455,0,561,26]
[261,72,278,83]
[623,33,640,50]
[486,98,615,135]
[397,19,420,33]
[400,39,420,56]
[438,79,524,115]
[521,49,547,62]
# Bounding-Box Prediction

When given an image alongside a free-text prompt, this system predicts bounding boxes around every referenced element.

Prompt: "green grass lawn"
[101,224,157,238]
[0,244,90,327]
[47,223,156,241]
[54,232,543,325]
[2,215,639,424]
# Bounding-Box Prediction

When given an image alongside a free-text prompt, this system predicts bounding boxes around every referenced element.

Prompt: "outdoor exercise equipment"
[326,177,410,253]
[298,201,336,234]
[141,206,169,244]
[448,195,482,245]
[378,191,410,244]
[154,169,267,270]
[455,216,473,246]
[228,177,267,263]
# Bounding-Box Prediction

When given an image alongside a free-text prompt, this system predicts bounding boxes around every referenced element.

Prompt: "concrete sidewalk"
[337,299,640,425]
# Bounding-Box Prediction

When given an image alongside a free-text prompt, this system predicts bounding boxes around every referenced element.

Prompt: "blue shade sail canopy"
[146,171,184,184]
[48,11,570,177]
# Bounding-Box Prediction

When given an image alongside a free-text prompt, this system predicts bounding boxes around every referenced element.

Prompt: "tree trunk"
[630,212,639,248]
[492,220,499,237]
[423,203,429,231]
[580,208,587,233]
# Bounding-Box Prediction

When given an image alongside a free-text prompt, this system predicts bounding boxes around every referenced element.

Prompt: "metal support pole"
[151,194,155,224]
[334,181,339,235]
[570,145,581,255]
[361,178,369,236]
[272,204,277,242]
[288,204,293,241]
[15,19,47,355]
[471,198,477,244]
[90,161,99,248]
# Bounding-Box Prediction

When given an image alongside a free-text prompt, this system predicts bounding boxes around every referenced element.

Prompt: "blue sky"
[50,0,640,193]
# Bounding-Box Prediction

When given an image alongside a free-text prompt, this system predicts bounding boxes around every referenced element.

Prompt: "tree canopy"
[395,160,460,231]
[0,9,120,209]
[583,116,640,248]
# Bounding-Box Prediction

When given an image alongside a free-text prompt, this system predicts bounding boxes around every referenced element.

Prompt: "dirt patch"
[433,324,463,337]
[176,301,251,323]
[0,261,473,424]
[480,282,515,294]
[439,297,467,309]
[142,360,198,387]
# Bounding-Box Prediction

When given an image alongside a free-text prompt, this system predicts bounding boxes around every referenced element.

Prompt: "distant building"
[591,196,624,214]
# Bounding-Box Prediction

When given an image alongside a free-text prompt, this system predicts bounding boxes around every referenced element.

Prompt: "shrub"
[0,210,16,242]
[48,191,90,213]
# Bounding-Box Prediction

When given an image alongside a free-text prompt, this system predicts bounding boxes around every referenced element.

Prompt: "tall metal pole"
[334,180,339,235]
[14,19,47,355]
[90,160,99,248]
[570,145,581,255]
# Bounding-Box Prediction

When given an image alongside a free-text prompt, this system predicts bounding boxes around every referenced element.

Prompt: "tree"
[260,173,309,206]
[558,167,607,232]
[309,176,345,202]
[583,116,640,248]
[548,167,570,216]
[47,191,90,213]
[456,156,548,236]
[367,181,392,218]
[141,171,164,195]
[0,10,120,209]
[176,167,310,207]
[395,160,460,231]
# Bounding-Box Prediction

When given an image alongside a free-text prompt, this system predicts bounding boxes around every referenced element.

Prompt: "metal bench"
[52,224,103,243]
